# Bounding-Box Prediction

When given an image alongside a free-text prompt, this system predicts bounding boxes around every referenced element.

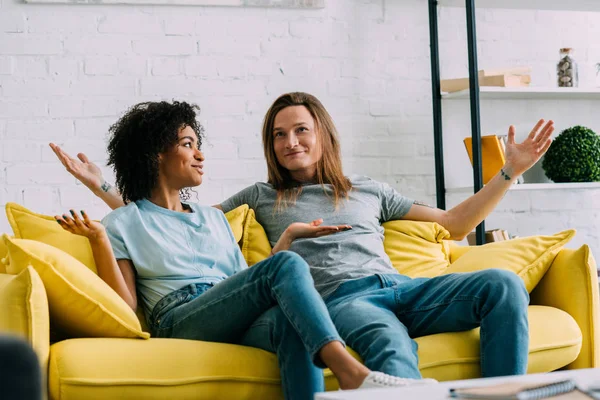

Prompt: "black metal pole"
[428,0,446,210]
[465,0,485,245]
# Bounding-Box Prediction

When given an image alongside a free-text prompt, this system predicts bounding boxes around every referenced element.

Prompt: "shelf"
[442,87,600,100]
[437,0,600,12]
[446,182,600,194]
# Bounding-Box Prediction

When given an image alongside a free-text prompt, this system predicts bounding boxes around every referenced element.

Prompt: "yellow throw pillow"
[382,220,452,278]
[6,202,97,273]
[0,236,8,273]
[0,266,50,371]
[3,235,149,340]
[224,204,249,244]
[443,229,576,292]
[241,209,272,267]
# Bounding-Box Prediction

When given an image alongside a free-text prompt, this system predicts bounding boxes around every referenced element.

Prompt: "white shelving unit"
[442,87,600,100]
[437,0,600,12]
[433,1,600,193]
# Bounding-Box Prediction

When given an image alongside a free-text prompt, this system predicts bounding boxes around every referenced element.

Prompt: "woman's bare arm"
[49,143,126,210]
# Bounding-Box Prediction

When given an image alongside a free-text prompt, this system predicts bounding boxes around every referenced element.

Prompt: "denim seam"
[168,279,266,331]
[395,294,482,315]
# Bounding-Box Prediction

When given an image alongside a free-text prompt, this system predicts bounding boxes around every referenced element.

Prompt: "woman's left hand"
[286,219,352,240]
[504,119,554,177]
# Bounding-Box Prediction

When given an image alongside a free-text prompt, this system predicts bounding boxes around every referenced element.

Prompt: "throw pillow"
[224,204,249,244]
[241,209,272,266]
[0,236,8,273]
[382,220,452,278]
[6,202,97,273]
[0,266,49,370]
[3,235,149,339]
[443,229,576,292]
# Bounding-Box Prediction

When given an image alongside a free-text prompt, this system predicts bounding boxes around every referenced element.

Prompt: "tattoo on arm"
[100,181,113,193]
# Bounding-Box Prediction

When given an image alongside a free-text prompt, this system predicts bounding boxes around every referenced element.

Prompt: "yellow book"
[463,135,506,184]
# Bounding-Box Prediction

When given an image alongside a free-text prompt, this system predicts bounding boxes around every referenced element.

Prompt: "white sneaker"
[357,371,438,389]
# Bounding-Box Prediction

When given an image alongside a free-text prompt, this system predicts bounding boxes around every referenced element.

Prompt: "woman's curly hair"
[107,101,204,203]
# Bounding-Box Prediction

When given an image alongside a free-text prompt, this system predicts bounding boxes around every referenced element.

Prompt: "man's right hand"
[49,143,105,193]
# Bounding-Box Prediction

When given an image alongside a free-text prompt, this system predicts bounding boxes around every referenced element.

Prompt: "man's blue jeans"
[148,251,342,400]
[325,269,529,378]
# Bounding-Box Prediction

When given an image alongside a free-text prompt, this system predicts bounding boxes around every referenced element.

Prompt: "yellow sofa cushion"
[3,235,149,340]
[224,204,249,244]
[241,208,272,267]
[0,267,50,371]
[0,237,7,273]
[48,306,580,399]
[412,305,581,382]
[443,230,575,292]
[49,338,283,400]
[383,220,451,278]
[6,202,98,273]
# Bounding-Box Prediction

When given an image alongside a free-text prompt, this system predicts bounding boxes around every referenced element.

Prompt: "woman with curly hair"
[50,100,414,400]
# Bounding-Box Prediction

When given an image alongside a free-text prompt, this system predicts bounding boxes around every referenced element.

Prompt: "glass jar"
[557,48,578,87]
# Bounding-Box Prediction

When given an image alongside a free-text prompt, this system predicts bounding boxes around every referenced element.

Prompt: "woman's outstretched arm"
[49,143,126,210]
[402,119,554,240]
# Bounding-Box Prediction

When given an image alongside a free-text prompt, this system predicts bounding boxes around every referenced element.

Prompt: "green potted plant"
[542,125,600,183]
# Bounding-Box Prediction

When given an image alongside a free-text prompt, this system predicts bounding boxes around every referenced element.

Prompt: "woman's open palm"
[287,219,352,239]
[55,210,106,242]
[49,143,104,190]
[504,119,554,176]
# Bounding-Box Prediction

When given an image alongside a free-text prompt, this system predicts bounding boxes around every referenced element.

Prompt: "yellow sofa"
[0,204,599,400]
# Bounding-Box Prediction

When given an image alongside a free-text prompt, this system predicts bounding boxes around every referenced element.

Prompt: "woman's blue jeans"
[148,251,342,400]
[325,269,530,378]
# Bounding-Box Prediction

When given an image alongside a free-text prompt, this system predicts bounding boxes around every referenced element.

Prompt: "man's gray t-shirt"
[220,175,414,299]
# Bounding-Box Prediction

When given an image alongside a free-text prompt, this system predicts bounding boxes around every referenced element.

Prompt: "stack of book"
[441,66,532,93]
[467,229,511,245]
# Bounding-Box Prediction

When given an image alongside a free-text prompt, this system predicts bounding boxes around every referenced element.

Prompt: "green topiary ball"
[542,125,600,183]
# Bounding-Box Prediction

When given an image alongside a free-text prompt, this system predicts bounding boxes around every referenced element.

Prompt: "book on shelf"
[463,135,506,184]
[463,134,525,185]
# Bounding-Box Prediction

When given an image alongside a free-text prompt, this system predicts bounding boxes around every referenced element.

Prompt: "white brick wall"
[0,0,599,260]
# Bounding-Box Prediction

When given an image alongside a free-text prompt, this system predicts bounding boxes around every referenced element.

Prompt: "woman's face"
[272,105,322,182]
[159,125,204,189]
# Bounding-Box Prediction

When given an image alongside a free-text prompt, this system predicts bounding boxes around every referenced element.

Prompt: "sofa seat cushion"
[49,338,283,400]
[412,305,582,382]
[50,307,581,399]
[325,306,583,388]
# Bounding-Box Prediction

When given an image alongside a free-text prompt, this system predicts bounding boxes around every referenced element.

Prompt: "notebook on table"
[449,379,594,399]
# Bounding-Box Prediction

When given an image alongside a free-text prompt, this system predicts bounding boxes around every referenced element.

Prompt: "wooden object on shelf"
[467,229,509,245]
[441,67,532,93]
[463,135,506,184]
[441,74,531,93]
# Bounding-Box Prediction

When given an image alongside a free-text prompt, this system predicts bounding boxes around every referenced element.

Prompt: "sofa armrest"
[530,245,600,369]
